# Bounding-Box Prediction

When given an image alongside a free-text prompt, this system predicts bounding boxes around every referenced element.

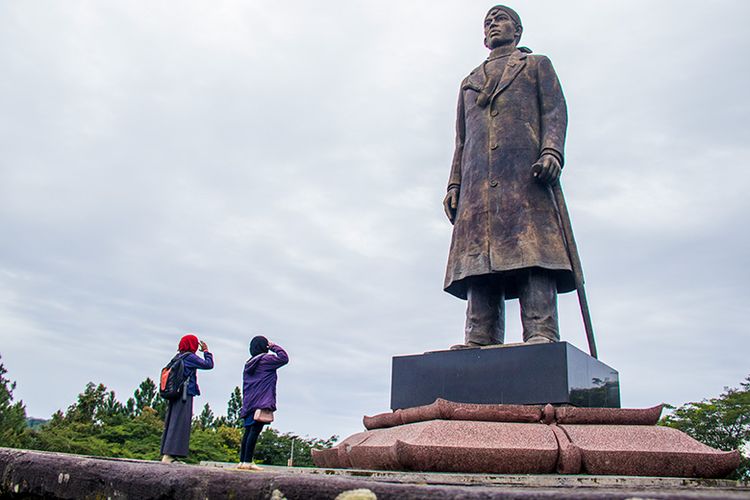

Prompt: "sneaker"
[161,455,176,464]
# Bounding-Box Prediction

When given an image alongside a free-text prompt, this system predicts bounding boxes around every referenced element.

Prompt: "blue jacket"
[241,345,288,417]
[182,351,214,397]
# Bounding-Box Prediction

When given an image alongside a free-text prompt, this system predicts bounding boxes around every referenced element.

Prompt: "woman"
[160,333,214,463]
[238,336,289,470]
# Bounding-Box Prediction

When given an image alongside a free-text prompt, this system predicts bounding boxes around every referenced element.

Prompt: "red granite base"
[312,402,741,478]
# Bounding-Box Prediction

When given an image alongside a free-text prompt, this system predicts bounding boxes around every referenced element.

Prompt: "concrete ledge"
[1,448,748,499]
[204,461,748,489]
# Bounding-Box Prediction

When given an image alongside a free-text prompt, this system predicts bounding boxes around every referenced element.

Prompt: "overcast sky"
[1,0,749,442]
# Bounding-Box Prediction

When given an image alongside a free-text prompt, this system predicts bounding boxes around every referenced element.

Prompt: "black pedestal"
[390,342,619,410]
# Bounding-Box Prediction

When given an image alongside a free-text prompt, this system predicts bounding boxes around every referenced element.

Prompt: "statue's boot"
[524,335,554,344]
[450,340,493,350]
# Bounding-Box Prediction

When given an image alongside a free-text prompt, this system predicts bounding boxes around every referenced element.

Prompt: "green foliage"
[22,377,161,458]
[187,425,241,464]
[254,427,338,467]
[28,383,164,460]
[65,382,127,425]
[129,378,166,419]
[194,403,215,431]
[0,355,29,448]
[102,408,164,460]
[214,386,243,429]
[227,386,243,428]
[661,375,750,480]
[0,356,335,467]
[30,410,118,457]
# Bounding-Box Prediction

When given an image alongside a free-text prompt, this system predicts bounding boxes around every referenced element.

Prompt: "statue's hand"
[443,187,459,225]
[532,154,562,184]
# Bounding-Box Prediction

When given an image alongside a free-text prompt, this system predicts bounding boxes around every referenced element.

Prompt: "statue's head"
[484,5,522,49]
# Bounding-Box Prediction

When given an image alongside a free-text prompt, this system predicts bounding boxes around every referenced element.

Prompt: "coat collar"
[465,49,528,98]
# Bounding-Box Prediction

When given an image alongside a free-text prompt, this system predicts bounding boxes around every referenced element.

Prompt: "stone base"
[312,401,740,479]
[391,342,620,409]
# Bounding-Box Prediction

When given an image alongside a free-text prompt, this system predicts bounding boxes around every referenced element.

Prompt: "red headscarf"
[178,334,199,353]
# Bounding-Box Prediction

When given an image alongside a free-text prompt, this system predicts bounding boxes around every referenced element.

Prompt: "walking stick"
[533,165,598,359]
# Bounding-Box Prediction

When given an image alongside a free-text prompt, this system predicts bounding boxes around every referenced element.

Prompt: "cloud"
[1,1,749,441]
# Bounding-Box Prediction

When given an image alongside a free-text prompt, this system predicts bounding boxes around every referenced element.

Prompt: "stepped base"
[313,401,740,479]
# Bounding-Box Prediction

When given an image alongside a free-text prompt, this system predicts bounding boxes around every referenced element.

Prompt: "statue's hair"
[486,5,522,28]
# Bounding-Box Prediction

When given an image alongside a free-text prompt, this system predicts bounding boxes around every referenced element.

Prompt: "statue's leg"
[464,276,505,346]
[519,268,559,343]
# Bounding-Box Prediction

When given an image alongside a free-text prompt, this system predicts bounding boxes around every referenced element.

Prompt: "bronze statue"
[444,5,576,348]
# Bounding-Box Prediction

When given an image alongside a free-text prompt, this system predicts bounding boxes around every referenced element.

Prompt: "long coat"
[444,49,575,300]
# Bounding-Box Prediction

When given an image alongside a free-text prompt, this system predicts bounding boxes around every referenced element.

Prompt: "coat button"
[490,180,498,187]
[491,110,498,117]
[490,143,498,150]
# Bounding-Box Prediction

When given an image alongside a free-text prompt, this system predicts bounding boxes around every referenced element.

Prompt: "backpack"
[159,353,190,400]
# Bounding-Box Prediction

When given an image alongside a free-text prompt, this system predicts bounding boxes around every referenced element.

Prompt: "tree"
[7,368,336,467]
[254,427,338,467]
[31,381,132,456]
[126,378,167,421]
[226,386,243,428]
[194,403,215,431]
[65,383,112,425]
[661,375,750,480]
[214,387,243,429]
[131,378,165,417]
[100,391,127,423]
[0,355,29,448]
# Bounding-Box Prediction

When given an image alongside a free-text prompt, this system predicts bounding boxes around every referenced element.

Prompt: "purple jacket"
[241,345,288,417]
[182,351,214,397]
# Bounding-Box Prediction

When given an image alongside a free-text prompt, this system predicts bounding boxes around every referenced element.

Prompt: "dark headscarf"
[249,336,269,357]
[178,334,199,353]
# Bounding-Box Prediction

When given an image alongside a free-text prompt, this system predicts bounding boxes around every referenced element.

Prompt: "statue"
[443,5,576,348]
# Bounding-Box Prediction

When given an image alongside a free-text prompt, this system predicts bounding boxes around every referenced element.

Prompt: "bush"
[661,375,750,480]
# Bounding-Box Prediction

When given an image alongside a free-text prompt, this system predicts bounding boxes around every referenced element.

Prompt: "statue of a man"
[443,5,575,348]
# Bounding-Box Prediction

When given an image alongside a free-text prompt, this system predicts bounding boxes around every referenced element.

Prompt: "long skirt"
[160,396,193,457]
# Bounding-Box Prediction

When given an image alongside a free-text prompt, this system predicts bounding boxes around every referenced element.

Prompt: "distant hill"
[26,418,48,430]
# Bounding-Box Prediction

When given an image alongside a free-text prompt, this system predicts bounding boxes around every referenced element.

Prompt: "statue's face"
[484,8,519,48]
